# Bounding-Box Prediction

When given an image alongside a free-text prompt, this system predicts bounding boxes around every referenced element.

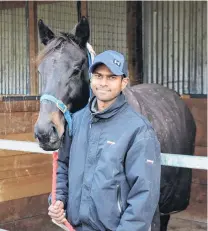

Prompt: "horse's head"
[34,17,90,151]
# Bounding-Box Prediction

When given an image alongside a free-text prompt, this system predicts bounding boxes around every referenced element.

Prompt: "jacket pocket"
[116,184,123,214]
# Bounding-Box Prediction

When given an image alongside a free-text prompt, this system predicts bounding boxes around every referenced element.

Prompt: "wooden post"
[127,1,137,86]
[28,1,38,95]
[81,0,88,17]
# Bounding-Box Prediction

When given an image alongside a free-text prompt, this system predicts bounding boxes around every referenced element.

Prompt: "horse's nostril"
[36,133,48,142]
[34,124,58,144]
[52,126,57,135]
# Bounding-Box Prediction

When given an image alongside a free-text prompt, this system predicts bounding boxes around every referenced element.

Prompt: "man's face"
[90,64,129,103]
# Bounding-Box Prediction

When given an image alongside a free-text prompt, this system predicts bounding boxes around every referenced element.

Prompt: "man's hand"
[48,200,66,223]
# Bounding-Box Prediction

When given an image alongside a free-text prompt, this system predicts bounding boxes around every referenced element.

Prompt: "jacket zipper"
[90,115,94,128]
[116,184,122,214]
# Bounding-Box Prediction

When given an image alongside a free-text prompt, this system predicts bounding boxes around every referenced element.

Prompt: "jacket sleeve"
[116,127,161,231]
[48,125,72,207]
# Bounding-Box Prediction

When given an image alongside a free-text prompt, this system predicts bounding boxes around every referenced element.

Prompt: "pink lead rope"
[52,151,75,231]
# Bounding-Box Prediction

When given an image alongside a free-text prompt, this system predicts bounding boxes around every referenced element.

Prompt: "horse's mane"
[36,33,83,66]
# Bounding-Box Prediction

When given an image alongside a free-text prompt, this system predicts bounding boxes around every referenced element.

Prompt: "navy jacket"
[53,93,161,231]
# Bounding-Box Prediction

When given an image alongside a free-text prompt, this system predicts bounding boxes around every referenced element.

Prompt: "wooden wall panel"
[194,146,207,157]
[0,101,39,135]
[0,112,33,135]
[0,132,35,141]
[0,194,62,231]
[32,112,39,126]
[0,194,49,223]
[0,100,40,113]
[184,98,207,147]
[0,172,52,202]
[192,169,207,185]
[0,153,52,180]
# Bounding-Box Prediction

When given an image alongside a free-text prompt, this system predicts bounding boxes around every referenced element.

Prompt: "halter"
[40,43,95,137]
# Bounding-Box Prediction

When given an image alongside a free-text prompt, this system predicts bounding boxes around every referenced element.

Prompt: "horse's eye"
[73,69,80,76]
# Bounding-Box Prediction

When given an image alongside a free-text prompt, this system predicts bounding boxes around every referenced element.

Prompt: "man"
[48,50,161,231]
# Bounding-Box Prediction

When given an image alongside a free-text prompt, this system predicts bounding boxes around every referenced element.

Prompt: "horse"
[34,17,196,231]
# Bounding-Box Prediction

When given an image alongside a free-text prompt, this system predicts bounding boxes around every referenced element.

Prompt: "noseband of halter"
[40,43,95,137]
[40,94,72,133]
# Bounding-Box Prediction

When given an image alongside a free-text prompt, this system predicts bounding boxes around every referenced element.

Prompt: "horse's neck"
[123,86,143,114]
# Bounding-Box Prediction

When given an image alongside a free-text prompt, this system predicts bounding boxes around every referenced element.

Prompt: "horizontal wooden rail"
[0,139,207,170]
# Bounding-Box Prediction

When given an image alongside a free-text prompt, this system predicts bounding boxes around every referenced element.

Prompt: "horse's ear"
[75,16,90,47]
[38,19,55,45]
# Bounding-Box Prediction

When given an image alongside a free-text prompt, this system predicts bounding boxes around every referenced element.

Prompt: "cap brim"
[89,61,124,76]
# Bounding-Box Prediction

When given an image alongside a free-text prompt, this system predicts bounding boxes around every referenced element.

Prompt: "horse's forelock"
[36,33,82,66]
[36,37,66,66]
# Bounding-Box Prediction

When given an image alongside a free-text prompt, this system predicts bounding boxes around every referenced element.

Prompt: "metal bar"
[14,7,17,95]
[136,1,143,84]
[6,8,8,94]
[177,2,180,93]
[167,1,169,89]
[194,2,197,93]
[202,2,207,94]
[161,153,208,170]
[156,1,158,84]
[151,2,153,84]
[161,1,164,86]
[182,2,185,94]
[25,3,30,95]
[172,2,174,91]
[201,2,203,94]
[0,8,2,94]
[153,2,157,85]
[188,2,191,94]
[0,139,207,170]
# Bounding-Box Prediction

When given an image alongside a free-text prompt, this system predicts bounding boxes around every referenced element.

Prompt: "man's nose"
[99,77,108,86]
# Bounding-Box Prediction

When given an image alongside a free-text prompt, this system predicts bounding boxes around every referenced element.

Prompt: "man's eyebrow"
[93,71,116,77]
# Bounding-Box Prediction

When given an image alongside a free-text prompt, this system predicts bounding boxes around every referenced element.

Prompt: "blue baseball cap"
[89,50,128,77]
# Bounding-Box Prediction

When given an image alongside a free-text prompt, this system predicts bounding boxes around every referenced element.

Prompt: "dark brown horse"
[34,17,196,231]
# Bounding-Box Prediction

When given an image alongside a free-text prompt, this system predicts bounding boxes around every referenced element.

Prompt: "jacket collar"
[89,93,127,120]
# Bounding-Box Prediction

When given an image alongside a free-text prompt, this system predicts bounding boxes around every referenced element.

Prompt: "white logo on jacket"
[107,140,115,145]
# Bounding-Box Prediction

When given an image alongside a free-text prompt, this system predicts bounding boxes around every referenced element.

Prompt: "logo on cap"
[113,59,121,67]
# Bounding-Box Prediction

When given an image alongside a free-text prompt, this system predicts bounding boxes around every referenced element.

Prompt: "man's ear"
[121,77,129,91]
[75,16,90,47]
[38,19,55,45]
